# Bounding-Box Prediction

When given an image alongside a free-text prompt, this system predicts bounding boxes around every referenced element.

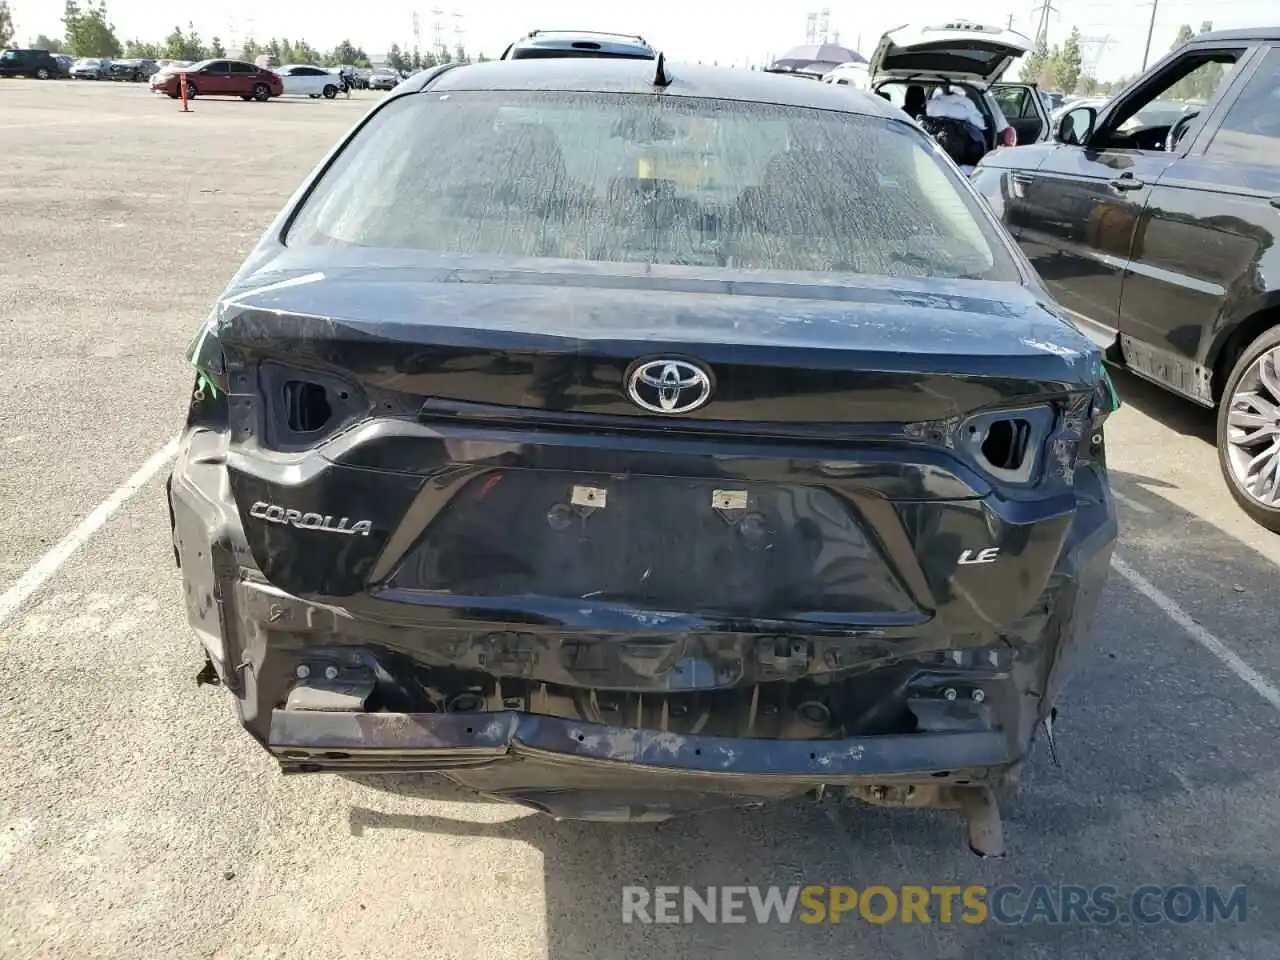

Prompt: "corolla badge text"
[249,501,372,536]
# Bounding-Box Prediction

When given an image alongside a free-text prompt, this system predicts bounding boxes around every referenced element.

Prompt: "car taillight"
[1000,126,1018,148]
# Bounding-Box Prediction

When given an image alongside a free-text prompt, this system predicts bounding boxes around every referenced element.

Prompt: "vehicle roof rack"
[527,29,649,44]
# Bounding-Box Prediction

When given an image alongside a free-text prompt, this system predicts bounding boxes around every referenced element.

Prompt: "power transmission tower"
[452,10,465,55]
[1032,0,1058,46]
[412,11,421,51]
[805,12,818,44]
[1080,34,1113,74]
[431,8,444,53]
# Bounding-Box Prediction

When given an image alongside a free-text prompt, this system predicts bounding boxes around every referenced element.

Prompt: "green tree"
[240,37,261,60]
[1057,27,1083,94]
[0,1,13,48]
[123,38,160,58]
[33,33,66,52]
[1077,74,1099,96]
[327,39,368,67]
[293,39,320,63]
[1020,34,1048,84]
[1167,23,1222,101]
[1192,21,1223,101]
[162,26,186,60]
[66,1,121,57]
[387,42,408,71]
[61,0,81,50]
[453,42,468,64]
[209,35,225,58]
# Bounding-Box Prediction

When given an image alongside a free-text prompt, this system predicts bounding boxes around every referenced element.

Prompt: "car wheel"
[322,84,337,99]
[185,83,197,98]
[36,68,50,80]
[1217,325,1280,532]
[252,83,270,102]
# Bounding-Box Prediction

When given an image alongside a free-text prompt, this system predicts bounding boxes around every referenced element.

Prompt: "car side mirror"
[1057,106,1097,146]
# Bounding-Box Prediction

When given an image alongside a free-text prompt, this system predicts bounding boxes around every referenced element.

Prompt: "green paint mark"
[196,370,220,399]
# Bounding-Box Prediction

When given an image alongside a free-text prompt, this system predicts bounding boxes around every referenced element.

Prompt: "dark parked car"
[149,59,283,101]
[971,27,1280,531]
[107,58,157,82]
[0,48,61,79]
[500,29,656,60]
[70,57,111,80]
[367,68,401,90]
[171,58,1117,854]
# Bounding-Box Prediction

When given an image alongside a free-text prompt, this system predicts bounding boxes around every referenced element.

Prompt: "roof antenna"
[653,51,671,88]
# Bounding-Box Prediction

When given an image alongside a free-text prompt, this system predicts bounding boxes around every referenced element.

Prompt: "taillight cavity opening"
[960,404,1055,486]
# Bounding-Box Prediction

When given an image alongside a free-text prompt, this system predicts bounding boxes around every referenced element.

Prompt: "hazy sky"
[9,0,1276,79]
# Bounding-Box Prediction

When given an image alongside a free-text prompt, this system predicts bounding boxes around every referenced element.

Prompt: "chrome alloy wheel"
[1224,345,1280,506]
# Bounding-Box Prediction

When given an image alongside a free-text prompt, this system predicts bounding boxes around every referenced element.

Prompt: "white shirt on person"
[926,89,987,131]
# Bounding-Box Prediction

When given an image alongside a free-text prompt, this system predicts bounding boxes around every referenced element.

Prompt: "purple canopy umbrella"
[771,43,866,70]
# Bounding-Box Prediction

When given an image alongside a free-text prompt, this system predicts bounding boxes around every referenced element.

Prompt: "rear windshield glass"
[285,90,1017,281]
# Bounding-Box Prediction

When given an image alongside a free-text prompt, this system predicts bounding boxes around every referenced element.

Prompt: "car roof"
[1192,26,1280,43]
[407,58,903,118]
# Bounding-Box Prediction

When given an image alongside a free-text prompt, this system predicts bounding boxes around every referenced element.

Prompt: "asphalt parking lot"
[1,79,1278,960]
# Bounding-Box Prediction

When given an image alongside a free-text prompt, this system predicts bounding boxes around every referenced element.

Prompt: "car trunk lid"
[199,255,1101,628]
[869,21,1032,89]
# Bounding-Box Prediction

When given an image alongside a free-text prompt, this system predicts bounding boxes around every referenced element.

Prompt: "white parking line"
[0,438,179,628]
[1110,489,1153,514]
[0,117,137,131]
[1112,555,1280,712]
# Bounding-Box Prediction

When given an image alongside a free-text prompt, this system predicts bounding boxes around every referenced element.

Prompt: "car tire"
[185,83,197,98]
[1217,325,1280,532]
[322,84,337,99]
[252,83,270,102]
[35,68,50,80]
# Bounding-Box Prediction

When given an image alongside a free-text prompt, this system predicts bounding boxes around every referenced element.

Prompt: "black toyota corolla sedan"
[171,56,1118,855]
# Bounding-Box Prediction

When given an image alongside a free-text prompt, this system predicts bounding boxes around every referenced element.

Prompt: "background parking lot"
[1,80,1278,960]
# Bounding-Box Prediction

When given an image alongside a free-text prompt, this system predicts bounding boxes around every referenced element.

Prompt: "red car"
[151,58,283,101]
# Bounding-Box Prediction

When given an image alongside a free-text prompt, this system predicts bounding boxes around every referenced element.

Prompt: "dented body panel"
[171,251,1116,830]
[170,62,1117,842]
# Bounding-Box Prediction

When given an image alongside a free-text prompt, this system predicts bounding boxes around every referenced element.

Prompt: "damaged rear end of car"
[168,59,1118,854]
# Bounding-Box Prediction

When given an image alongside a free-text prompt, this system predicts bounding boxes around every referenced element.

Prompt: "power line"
[1142,4,1164,66]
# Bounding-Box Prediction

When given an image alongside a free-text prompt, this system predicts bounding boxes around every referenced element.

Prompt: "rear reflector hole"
[695,749,702,756]
[283,380,332,433]
[576,734,585,742]
[980,418,1031,472]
